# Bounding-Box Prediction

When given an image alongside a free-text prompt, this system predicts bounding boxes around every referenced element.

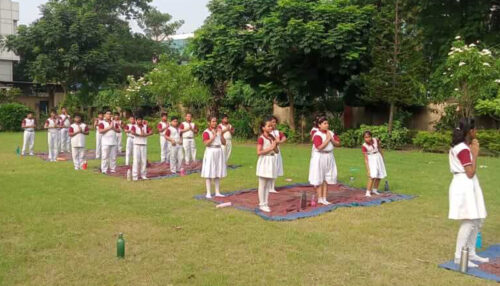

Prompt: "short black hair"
[452,118,476,147]
[98,111,104,115]
[74,114,81,119]
[105,110,112,114]
[363,130,372,137]
[171,116,178,121]
[161,112,168,117]
[114,112,120,116]
[136,114,143,119]
[221,114,228,119]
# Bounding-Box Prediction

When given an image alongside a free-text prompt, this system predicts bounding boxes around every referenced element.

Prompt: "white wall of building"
[0,0,19,81]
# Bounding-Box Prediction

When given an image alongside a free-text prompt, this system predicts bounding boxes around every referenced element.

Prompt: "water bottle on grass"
[117,233,125,258]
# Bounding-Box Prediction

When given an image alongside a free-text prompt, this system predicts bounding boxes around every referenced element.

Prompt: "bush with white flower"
[432,37,499,118]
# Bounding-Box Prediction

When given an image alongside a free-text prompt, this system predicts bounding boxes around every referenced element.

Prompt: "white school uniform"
[448,143,487,220]
[131,124,151,180]
[95,119,104,159]
[22,118,36,155]
[201,128,227,178]
[114,120,123,153]
[180,121,197,163]
[256,135,278,179]
[166,126,183,173]
[59,114,71,152]
[99,120,117,173]
[124,123,135,165]
[362,138,387,179]
[219,123,233,162]
[45,118,59,161]
[158,121,170,163]
[308,130,338,186]
[271,129,284,177]
[69,123,88,169]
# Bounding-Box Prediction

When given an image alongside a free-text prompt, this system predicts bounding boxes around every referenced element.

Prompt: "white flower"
[483,62,490,67]
[448,51,454,56]
[455,36,461,40]
[447,68,451,71]
[456,48,463,53]
[469,43,476,47]
[454,88,459,91]
[480,49,492,56]
[459,62,466,66]
[495,79,500,83]
[443,72,447,75]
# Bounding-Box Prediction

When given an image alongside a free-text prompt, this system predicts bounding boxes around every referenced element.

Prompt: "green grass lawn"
[0,131,499,286]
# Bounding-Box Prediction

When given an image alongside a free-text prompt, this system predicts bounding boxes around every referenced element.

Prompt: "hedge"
[413,130,500,156]
[0,103,33,131]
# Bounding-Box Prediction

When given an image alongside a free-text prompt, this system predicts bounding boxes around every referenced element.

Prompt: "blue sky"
[18,0,210,34]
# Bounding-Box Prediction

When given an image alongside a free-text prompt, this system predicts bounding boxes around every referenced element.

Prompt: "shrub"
[0,103,33,131]
[413,130,500,156]
[339,121,411,149]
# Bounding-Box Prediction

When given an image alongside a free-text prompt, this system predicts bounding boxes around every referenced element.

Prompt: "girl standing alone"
[201,116,227,198]
[256,118,279,212]
[448,118,488,267]
[362,131,387,197]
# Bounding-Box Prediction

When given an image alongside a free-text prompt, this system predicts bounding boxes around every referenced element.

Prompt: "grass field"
[0,131,499,286]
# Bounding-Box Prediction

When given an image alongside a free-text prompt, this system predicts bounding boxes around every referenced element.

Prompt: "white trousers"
[72,147,85,169]
[48,131,58,161]
[95,132,102,159]
[133,144,148,179]
[160,136,170,163]
[60,128,70,152]
[455,219,484,259]
[55,129,61,154]
[183,138,196,163]
[116,132,122,153]
[170,145,184,173]
[101,145,117,173]
[222,140,232,162]
[258,177,274,208]
[22,131,35,155]
[125,137,134,165]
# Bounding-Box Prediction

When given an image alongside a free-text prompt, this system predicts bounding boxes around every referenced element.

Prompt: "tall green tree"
[138,7,184,42]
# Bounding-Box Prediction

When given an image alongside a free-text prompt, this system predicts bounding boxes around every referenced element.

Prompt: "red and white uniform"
[124,123,135,165]
[271,129,285,177]
[99,120,117,173]
[219,123,234,162]
[180,121,197,163]
[448,143,487,220]
[59,114,71,152]
[362,138,387,179]
[157,120,170,163]
[21,118,36,155]
[308,130,337,186]
[114,120,123,153]
[131,124,151,180]
[166,125,183,173]
[69,123,89,169]
[45,117,59,161]
[256,134,278,209]
[95,118,104,159]
[201,128,227,178]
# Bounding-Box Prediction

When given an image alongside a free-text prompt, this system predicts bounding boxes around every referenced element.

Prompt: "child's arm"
[277,131,287,144]
[21,119,27,129]
[144,126,153,137]
[314,133,332,151]
[219,128,226,146]
[257,138,277,155]
[83,126,89,135]
[165,131,176,145]
[377,139,384,158]
[69,126,78,137]
[331,132,341,147]
[44,120,49,129]
[362,146,370,176]
[203,130,216,146]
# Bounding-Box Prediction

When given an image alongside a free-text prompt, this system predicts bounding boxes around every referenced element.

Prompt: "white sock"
[205,179,212,197]
[214,178,224,197]
[455,220,476,259]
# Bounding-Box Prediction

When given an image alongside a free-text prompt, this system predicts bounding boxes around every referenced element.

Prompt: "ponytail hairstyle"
[259,117,275,140]
[317,116,328,127]
[313,115,321,128]
[363,130,372,137]
[451,118,476,147]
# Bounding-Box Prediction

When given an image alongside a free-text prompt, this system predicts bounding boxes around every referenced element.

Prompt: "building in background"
[0,0,19,81]
[167,33,194,52]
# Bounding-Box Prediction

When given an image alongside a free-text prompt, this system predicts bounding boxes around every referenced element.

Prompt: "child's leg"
[101,145,109,173]
[22,131,28,155]
[372,179,381,195]
[169,146,177,172]
[80,148,85,169]
[109,145,117,172]
[454,219,478,266]
[316,185,322,203]
[132,145,140,180]
[29,132,35,155]
[96,133,102,159]
[467,219,489,262]
[117,133,122,153]
[214,178,224,197]
[205,178,212,197]
[72,147,79,169]
[264,179,272,207]
[269,179,278,193]
[322,182,329,203]
[365,178,374,196]
[125,138,132,165]
[258,177,267,207]
[140,146,147,178]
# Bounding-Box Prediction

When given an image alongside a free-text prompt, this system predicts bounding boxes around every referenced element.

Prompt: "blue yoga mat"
[438,244,500,282]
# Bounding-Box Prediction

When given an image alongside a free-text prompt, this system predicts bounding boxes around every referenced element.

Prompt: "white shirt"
[99,120,117,146]
[166,126,182,144]
[362,138,380,155]
[180,121,196,138]
[23,118,35,132]
[132,124,151,145]
[125,123,135,138]
[46,118,59,133]
[203,128,222,147]
[218,123,233,140]
[312,130,334,152]
[158,121,169,136]
[449,142,472,174]
[69,123,88,148]
[59,114,71,128]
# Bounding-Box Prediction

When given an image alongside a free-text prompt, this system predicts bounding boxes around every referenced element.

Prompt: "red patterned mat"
[100,161,215,179]
[480,258,500,276]
[36,150,124,161]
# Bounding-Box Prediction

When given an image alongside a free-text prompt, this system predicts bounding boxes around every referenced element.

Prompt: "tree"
[361,0,427,133]
[138,7,184,42]
[191,0,374,130]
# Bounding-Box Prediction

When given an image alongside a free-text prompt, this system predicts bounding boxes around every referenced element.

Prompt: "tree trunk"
[388,102,396,134]
[288,91,296,130]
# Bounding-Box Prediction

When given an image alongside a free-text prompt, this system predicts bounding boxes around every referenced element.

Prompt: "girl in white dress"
[270,116,286,193]
[362,131,387,197]
[448,118,488,267]
[201,116,227,198]
[308,117,340,205]
[256,118,279,212]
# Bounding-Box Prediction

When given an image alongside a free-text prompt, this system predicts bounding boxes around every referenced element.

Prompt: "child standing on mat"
[157,112,170,163]
[93,111,104,159]
[131,115,153,180]
[99,111,119,174]
[123,115,135,166]
[59,107,71,153]
[270,116,286,193]
[308,116,340,205]
[113,112,123,153]
[448,118,488,267]
[201,116,227,198]
[256,117,279,212]
[21,112,36,156]
[180,113,198,165]
[165,116,183,174]
[362,131,387,197]
[218,114,235,163]
[44,110,60,162]
[69,114,89,170]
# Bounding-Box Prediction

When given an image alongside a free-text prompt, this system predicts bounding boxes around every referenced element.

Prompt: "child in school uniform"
[180,113,198,164]
[59,107,71,153]
[448,118,488,267]
[308,116,341,205]
[256,118,279,212]
[165,116,183,174]
[362,131,387,197]
[270,116,286,193]
[123,116,136,166]
[21,112,36,156]
[93,112,104,159]
[44,110,60,162]
[113,112,123,153]
[131,115,153,180]
[157,112,170,163]
[310,115,320,141]
[69,115,89,170]
[201,116,227,198]
[99,111,119,174]
[218,114,235,163]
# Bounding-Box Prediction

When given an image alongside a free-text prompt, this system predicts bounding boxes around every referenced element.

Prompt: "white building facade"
[0,0,19,81]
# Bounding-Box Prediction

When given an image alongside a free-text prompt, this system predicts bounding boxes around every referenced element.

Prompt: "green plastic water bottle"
[16,146,20,156]
[117,233,125,258]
